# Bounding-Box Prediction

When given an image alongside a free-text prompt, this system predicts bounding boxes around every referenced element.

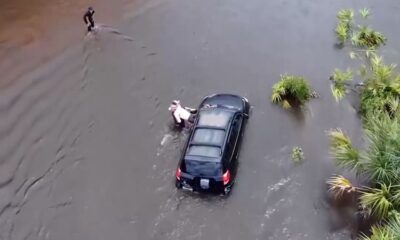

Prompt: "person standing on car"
[83,7,95,32]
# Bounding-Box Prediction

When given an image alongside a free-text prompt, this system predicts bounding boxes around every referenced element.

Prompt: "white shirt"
[173,105,191,123]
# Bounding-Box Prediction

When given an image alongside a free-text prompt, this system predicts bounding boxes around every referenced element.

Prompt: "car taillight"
[223,170,230,185]
[175,167,182,180]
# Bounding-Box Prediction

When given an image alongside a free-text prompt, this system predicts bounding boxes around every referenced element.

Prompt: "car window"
[224,114,243,164]
[197,109,233,128]
[187,146,221,158]
[192,129,225,146]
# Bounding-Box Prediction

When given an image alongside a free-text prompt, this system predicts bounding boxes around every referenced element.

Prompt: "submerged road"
[1,0,400,239]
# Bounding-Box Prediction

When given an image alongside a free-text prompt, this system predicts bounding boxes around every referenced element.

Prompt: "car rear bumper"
[176,179,232,194]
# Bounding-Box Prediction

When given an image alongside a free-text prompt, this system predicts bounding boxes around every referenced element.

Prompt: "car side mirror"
[242,113,249,119]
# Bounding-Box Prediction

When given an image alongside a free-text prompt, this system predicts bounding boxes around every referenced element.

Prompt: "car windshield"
[192,129,225,146]
[187,145,221,158]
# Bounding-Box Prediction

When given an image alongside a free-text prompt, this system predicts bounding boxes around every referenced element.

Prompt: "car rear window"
[192,129,225,146]
[187,146,221,158]
[184,160,222,176]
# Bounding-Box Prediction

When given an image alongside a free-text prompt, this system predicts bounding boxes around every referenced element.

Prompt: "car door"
[230,114,243,160]
[225,113,243,176]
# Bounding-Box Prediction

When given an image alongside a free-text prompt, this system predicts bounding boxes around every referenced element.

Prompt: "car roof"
[185,108,236,162]
[197,108,234,129]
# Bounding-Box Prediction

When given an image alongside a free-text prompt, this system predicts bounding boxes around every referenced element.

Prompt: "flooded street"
[1,0,400,239]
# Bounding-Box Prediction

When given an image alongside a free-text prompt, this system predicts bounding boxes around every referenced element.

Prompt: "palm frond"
[388,98,400,115]
[387,217,400,238]
[360,184,393,220]
[282,100,291,109]
[271,92,282,103]
[359,224,394,240]
[359,8,371,19]
[392,188,400,206]
[331,85,347,101]
[328,129,361,171]
[336,22,350,43]
[337,9,354,23]
[327,175,357,199]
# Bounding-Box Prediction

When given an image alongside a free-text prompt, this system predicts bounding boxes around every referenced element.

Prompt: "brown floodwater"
[0,0,399,239]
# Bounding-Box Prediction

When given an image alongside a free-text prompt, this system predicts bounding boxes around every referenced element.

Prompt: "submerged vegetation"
[328,8,400,239]
[332,54,400,117]
[271,75,312,109]
[291,146,304,164]
[360,56,400,117]
[335,8,386,49]
[330,69,353,101]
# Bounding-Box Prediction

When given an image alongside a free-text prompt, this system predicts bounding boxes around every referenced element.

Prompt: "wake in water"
[84,24,134,42]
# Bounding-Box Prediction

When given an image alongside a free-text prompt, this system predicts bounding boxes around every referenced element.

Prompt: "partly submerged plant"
[330,7,399,238]
[336,22,351,43]
[271,75,312,109]
[354,26,386,49]
[291,146,304,164]
[335,9,354,44]
[360,8,371,19]
[335,8,386,49]
[337,8,354,25]
[330,69,353,101]
[360,56,400,117]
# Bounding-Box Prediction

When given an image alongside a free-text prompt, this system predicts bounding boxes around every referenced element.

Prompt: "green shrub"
[271,75,312,109]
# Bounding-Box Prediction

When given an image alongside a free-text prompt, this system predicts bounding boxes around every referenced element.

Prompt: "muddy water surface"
[1,0,400,239]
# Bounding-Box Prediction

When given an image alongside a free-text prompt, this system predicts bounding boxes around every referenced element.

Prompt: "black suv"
[175,94,250,194]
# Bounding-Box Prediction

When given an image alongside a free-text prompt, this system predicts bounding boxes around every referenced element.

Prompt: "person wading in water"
[83,7,95,32]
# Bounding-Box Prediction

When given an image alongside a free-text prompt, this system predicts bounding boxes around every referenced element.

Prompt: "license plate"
[200,179,210,189]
